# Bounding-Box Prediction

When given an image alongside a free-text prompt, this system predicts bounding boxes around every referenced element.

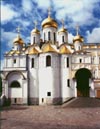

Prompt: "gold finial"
[16,26,21,37]
[76,25,79,35]
[61,19,64,28]
[48,7,51,17]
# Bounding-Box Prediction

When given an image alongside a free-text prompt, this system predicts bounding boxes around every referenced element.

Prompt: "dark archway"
[10,81,20,88]
[75,68,92,97]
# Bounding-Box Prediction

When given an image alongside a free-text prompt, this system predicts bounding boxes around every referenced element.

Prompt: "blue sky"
[1,0,100,69]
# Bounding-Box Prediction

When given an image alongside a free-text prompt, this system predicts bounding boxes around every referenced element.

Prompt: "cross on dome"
[34,21,37,29]
[76,25,80,35]
[16,26,21,37]
[61,19,64,28]
[48,7,51,17]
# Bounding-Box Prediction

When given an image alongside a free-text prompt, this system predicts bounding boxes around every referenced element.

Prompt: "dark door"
[75,68,91,97]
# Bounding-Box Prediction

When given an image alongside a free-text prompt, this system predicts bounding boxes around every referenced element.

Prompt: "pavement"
[0,98,100,129]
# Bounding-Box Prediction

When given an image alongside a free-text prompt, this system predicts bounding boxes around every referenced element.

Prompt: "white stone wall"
[38,53,61,104]
[57,32,68,46]
[5,55,27,68]
[31,33,40,45]
[28,55,39,98]
[74,42,82,51]
[61,55,74,101]
[42,27,57,43]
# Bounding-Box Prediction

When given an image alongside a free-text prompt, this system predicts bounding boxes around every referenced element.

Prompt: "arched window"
[54,32,56,42]
[44,33,45,41]
[62,36,64,42]
[31,58,34,68]
[48,31,51,40]
[46,55,51,66]
[10,81,20,88]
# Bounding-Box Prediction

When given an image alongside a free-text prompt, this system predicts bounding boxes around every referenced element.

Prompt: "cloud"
[1,3,19,24]
[86,27,100,43]
[22,0,32,12]
[34,0,51,9]
[53,0,100,26]
[68,33,74,43]
[1,29,16,47]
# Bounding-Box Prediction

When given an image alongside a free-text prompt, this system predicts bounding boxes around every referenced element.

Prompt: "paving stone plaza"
[1,98,100,129]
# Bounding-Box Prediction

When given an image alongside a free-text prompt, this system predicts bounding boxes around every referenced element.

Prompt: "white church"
[1,10,100,105]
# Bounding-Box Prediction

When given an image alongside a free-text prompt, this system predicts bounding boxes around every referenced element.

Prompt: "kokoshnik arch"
[1,8,100,105]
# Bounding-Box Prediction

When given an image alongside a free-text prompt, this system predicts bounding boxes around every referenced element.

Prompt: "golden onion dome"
[42,16,58,29]
[59,44,71,54]
[13,35,24,45]
[31,28,40,34]
[58,28,67,34]
[42,43,57,53]
[73,34,84,43]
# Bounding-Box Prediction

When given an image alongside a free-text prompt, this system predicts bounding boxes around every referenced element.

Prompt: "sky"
[1,0,100,69]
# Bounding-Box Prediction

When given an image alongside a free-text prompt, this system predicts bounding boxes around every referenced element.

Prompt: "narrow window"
[67,57,69,67]
[33,37,35,44]
[46,55,51,66]
[47,92,51,96]
[31,58,34,68]
[62,36,64,42]
[13,59,16,64]
[80,59,82,63]
[14,98,17,103]
[42,98,44,103]
[44,33,45,41]
[48,31,51,40]
[67,79,70,87]
[54,32,56,42]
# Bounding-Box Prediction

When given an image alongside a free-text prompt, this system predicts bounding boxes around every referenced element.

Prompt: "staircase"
[62,97,100,108]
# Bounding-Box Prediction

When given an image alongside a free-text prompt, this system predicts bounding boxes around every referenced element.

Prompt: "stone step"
[62,97,100,108]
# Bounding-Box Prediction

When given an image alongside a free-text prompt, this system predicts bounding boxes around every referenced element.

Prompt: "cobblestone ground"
[0,98,100,129]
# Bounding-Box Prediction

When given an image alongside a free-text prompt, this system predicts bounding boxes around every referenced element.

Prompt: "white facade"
[1,12,100,105]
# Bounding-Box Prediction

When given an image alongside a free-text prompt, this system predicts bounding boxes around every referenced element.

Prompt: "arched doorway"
[75,68,92,97]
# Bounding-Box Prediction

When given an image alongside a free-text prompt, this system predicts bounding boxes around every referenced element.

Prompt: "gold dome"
[59,45,71,54]
[13,35,24,45]
[73,35,84,43]
[42,43,57,53]
[28,47,39,55]
[31,28,40,34]
[42,16,58,29]
[58,28,67,34]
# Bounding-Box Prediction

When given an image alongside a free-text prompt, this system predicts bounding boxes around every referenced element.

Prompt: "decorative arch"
[5,71,26,80]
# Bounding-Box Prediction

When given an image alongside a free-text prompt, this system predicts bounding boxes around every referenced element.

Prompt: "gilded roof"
[28,47,39,54]
[42,43,57,53]
[59,44,71,54]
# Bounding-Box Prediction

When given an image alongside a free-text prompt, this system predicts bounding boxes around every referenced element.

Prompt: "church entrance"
[75,68,92,97]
